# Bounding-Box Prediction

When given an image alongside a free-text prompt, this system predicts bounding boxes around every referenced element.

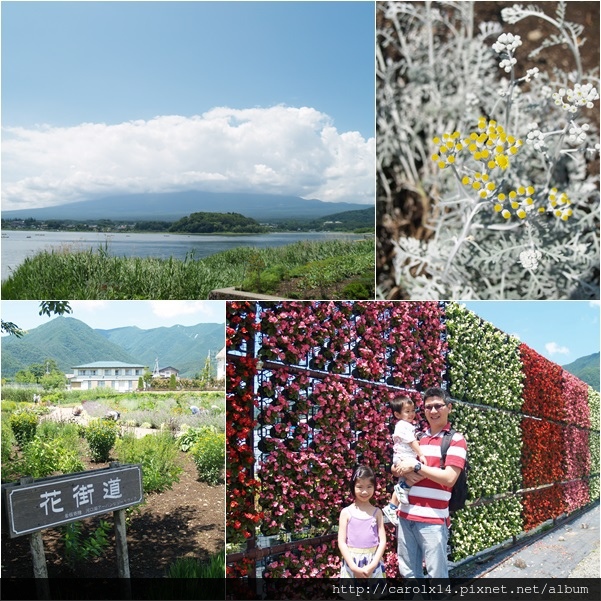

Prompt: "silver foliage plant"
[378,1,600,299]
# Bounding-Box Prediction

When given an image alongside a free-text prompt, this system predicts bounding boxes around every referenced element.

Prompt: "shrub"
[41,391,67,404]
[62,520,111,571]
[191,432,225,485]
[37,421,81,448]
[2,420,16,464]
[166,552,225,578]
[1,400,18,413]
[115,433,182,494]
[178,425,218,452]
[85,419,118,462]
[9,410,39,447]
[20,438,85,478]
[1,387,39,403]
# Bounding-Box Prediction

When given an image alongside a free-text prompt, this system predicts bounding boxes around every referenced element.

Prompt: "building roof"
[72,361,146,369]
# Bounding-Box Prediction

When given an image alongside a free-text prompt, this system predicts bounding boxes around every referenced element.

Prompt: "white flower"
[553,83,600,112]
[499,57,517,73]
[519,248,542,271]
[492,32,522,54]
[526,128,546,151]
[568,122,590,145]
[524,67,539,82]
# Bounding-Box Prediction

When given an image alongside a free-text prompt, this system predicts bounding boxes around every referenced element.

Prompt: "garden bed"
[1,451,224,578]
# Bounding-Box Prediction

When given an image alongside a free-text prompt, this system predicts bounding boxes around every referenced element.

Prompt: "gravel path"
[455,503,600,579]
[44,405,158,438]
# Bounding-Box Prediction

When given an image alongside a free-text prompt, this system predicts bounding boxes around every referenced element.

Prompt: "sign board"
[2,464,143,538]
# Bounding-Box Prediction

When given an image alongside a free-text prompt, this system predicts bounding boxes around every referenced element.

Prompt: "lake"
[1,230,369,281]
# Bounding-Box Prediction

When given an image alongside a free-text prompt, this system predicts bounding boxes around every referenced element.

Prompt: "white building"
[216,346,226,380]
[69,361,147,392]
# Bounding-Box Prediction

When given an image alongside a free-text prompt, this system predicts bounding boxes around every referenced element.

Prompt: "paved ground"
[452,502,600,579]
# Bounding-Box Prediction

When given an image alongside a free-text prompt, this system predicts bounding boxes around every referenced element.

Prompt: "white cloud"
[1,106,374,209]
[545,341,570,355]
[149,301,221,320]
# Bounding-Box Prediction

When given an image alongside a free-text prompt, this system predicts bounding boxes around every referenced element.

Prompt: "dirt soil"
[377,0,600,299]
[1,439,224,579]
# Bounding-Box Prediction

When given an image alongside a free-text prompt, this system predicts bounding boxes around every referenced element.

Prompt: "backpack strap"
[439,428,456,469]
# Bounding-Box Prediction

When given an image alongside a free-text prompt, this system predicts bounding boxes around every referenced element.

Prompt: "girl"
[338,465,387,579]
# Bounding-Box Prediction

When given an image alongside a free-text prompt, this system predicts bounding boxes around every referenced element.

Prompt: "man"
[391,387,467,579]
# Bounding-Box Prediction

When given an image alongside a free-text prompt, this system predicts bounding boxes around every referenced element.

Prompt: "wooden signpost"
[2,462,143,595]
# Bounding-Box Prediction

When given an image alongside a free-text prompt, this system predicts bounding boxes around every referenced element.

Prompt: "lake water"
[0,230,369,281]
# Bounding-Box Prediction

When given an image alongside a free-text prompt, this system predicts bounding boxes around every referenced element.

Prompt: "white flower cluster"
[568,122,590,145]
[492,33,522,73]
[552,83,600,112]
[492,32,522,54]
[524,67,539,82]
[519,248,542,270]
[499,57,517,73]
[526,123,546,150]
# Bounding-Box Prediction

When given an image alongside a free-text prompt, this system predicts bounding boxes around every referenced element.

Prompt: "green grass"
[240,239,374,298]
[1,239,374,299]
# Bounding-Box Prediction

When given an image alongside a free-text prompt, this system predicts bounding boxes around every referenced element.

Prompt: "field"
[1,390,225,580]
[1,238,375,300]
[377,1,600,299]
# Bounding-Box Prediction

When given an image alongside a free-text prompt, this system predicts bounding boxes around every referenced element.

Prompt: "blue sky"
[463,301,600,364]
[2,1,375,210]
[1,300,225,332]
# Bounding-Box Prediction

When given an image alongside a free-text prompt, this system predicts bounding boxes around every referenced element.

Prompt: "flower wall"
[226,301,599,576]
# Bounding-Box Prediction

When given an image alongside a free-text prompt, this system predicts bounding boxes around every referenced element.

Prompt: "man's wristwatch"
[414,462,422,473]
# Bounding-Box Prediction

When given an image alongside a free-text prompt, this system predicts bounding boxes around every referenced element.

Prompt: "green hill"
[1,317,224,379]
[562,352,600,392]
[1,317,137,376]
[97,323,225,377]
[168,211,267,233]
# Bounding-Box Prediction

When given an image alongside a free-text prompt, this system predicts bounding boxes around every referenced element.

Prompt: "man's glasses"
[424,403,448,412]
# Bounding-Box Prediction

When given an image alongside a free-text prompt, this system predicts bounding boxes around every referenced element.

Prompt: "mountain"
[96,322,225,377]
[1,317,225,378]
[1,317,137,376]
[2,190,370,222]
[562,352,600,392]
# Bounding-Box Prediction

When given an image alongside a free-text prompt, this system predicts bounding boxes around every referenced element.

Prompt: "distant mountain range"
[1,317,225,378]
[2,191,372,222]
[562,352,600,392]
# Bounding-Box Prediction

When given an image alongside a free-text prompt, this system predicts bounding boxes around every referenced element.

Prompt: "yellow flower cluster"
[468,117,523,170]
[431,118,523,173]
[431,131,462,169]
[431,119,573,221]
[493,185,535,220]
[461,172,497,200]
[541,188,573,221]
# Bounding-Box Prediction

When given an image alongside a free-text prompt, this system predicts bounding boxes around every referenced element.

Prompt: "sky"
[1,300,225,332]
[1,1,375,210]
[463,300,600,365]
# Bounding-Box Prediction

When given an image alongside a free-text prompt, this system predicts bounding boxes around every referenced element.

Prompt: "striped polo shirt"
[397,424,467,525]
